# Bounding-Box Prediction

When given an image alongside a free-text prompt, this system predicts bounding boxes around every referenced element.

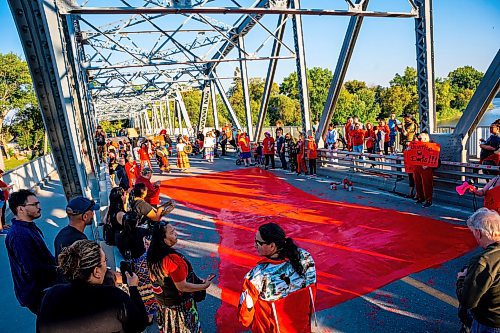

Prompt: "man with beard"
[54,197,100,258]
[6,190,58,314]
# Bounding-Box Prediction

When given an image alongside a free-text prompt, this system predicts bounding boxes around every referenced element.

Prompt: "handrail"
[316,148,498,184]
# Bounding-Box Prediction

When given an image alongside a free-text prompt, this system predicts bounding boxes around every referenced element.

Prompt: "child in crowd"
[254,142,264,166]
[307,135,318,176]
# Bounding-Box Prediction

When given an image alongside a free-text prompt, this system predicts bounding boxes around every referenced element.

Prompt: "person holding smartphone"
[116,212,158,325]
[147,221,212,333]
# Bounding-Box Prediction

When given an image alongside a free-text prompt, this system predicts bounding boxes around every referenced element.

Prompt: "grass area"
[4,158,28,171]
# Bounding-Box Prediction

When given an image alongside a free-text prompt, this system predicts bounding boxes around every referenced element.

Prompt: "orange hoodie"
[238,248,317,333]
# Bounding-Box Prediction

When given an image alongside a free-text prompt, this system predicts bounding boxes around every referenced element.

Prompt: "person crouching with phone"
[115,212,159,326]
[147,221,213,333]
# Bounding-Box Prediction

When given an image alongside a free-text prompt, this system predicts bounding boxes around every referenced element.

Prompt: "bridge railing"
[3,154,56,191]
[317,149,499,186]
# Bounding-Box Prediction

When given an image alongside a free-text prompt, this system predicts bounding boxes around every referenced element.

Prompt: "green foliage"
[10,106,45,155]
[280,67,333,121]
[448,66,483,90]
[98,120,127,136]
[344,80,367,95]
[267,94,301,126]
[0,53,36,117]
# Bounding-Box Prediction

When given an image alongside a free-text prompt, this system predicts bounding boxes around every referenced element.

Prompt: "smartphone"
[120,260,133,284]
[207,274,216,281]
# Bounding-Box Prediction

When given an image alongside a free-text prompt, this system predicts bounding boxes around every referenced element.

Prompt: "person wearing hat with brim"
[54,197,100,259]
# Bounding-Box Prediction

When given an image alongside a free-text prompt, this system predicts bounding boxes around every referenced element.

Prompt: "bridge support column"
[291,0,312,135]
[316,0,369,145]
[254,14,287,141]
[415,0,436,134]
[210,84,220,130]
[8,0,90,199]
[238,36,253,141]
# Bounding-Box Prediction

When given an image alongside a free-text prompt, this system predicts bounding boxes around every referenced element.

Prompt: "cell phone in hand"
[120,260,133,284]
[207,274,216,281]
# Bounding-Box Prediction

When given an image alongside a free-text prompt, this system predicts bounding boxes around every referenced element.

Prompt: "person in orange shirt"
[238,223,317,333]
[344,117,354,151]
[306,135,318,176]
[238,132,252,167]
[138,142,152,170]
[296,133,308,175]
[365,122,377,167]
[125,156,140,188]
[263,132,275,169]
[350,123,366,155]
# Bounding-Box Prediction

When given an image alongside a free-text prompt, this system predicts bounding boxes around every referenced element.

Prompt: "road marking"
[401,276,459,308]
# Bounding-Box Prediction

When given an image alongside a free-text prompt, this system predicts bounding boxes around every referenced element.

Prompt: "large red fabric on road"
[162,168,476,332]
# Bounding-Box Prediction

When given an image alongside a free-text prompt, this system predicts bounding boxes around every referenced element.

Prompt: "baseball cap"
[66,197,99,215]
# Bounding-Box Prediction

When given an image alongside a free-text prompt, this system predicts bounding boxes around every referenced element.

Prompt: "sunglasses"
[417,137,423,141]
[254,238,269,247]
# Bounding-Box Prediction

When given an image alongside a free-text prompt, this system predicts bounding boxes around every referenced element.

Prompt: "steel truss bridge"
[7,0,500,199]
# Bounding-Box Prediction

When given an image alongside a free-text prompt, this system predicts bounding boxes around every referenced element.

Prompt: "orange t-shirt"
[238,137,251,153]
[161,254,188,282]
[351,129,366,146]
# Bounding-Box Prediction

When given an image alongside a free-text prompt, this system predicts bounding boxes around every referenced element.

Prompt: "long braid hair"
[58,240,102,282]
[108,187,125,225]
[259,223,305,276]
[146,222,175,282]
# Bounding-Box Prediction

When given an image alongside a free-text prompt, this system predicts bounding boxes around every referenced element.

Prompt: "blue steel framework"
[8,0,497,199]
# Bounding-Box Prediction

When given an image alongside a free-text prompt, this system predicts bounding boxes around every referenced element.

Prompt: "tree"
[345,80,367,95]
[448,66,483,91]
[280,67,333,121]
[9,106,46,158]
[267,95,301,126]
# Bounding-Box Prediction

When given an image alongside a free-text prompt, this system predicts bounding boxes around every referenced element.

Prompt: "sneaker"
[0,230,8,236]
[422,201,432,208]
[415,199,424,204]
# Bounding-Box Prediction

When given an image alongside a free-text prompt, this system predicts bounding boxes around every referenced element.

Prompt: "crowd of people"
[3,180,318,332]
[1,117,499,333]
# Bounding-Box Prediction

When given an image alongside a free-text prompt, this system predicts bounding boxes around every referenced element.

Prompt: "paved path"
[0,156,478,333]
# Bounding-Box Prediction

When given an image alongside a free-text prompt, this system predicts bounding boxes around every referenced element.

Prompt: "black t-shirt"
[115,227,151,259]
[37,282,148,333]
[54,225,87,259]
[481,134,500,160]
[132,199,155,226]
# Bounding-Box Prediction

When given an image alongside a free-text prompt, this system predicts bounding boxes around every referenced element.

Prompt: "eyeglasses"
[23,202,40,207]
[254,238,269,247]
[417,137,423,141]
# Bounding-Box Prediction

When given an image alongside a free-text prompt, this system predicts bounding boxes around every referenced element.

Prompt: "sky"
[0,0,499,87]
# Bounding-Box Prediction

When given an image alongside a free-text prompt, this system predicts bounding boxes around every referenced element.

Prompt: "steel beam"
[291,0,312,135]
[197,83,211,134]
[175,90,193,133]
[166,99,174,135]
[316,0,369,144]
[65,6,418,18]
[238,36,253,140]
[212,74,242,130]
[8,0,89,199]
[210,83,219,129]
[414,0,436,133]
[254,13,287,141]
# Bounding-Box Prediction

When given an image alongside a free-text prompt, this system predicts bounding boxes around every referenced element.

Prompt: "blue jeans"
[471,320,500,333]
